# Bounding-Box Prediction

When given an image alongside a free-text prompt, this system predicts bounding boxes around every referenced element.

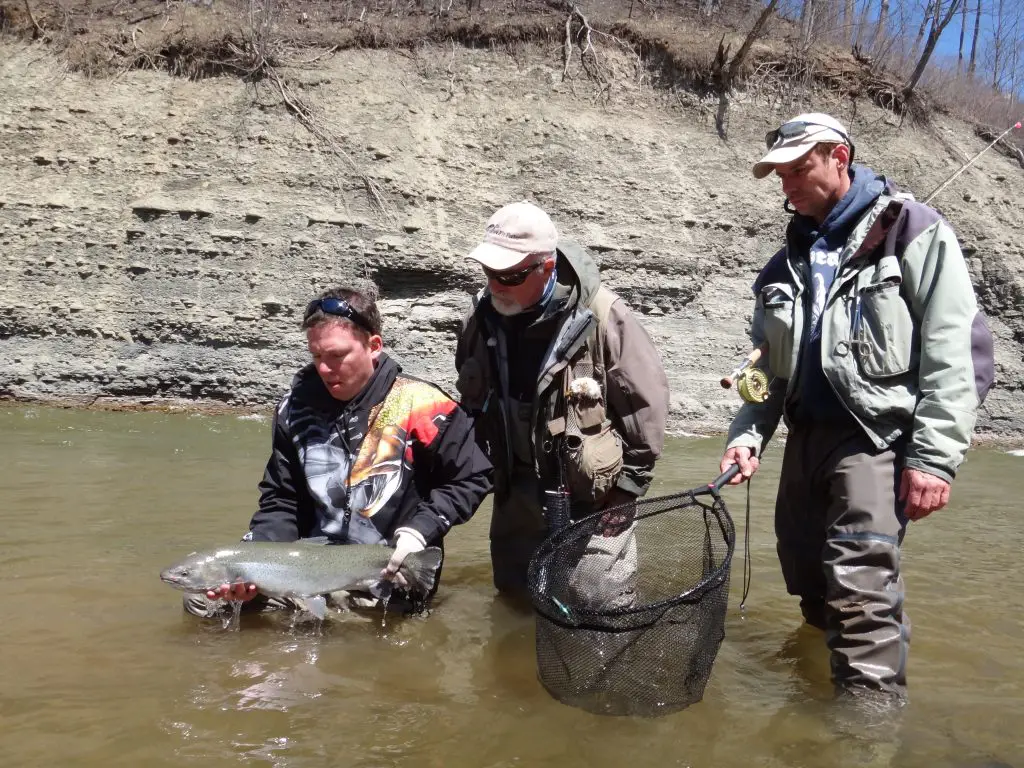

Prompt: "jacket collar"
[291,352,401,417]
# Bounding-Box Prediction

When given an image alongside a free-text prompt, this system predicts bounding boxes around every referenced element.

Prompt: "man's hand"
[899,468,950,521]
[381,531,426,587]
[720,447,760,485]
[597,488,637,538]
[206,583,259,602]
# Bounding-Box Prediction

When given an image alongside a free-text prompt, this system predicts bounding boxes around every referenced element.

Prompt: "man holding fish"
[172,284,493,618]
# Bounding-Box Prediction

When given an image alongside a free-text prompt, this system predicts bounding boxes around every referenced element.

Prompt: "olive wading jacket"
[455,240,670,503]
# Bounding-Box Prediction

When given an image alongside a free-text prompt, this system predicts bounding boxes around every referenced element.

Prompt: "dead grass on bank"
[1,0,1019,155]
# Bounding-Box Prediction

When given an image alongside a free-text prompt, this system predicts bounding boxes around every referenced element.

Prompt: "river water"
[2,405,1021,768]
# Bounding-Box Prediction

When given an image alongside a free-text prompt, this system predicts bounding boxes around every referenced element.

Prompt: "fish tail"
[401,546,443,595]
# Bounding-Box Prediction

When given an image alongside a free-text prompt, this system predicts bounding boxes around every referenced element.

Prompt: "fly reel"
[734,367,770,403]
[720,344,771,404]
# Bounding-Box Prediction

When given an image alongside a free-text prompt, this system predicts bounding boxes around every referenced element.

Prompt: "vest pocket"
[854,282,915,379]
[760,282,796,379]
[456,358,488,409]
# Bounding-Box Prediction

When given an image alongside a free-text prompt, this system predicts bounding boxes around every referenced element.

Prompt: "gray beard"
[491,296,525,316]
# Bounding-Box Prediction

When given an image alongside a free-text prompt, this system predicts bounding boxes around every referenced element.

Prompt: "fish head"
[159,548,237,593]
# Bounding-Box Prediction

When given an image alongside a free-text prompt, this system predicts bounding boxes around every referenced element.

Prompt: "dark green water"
[2,405,1021,767]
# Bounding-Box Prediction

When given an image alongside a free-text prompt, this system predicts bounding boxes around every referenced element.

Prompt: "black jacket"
[249,353,492,546]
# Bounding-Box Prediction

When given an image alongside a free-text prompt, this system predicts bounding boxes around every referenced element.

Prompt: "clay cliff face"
[1,43,1021,439]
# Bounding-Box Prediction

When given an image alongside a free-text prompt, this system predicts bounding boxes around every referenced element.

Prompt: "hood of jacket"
[789,165,887,252]
[754,165,892,293]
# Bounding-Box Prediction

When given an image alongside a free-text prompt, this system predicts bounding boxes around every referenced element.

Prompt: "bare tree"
[988,0,1024,101]
[968,0,982,75]
[904,0,964,97]
[715,0,782,138]
[800,0,816,47]
[958,0,968,71]
[871,0,890,54]
[853,0,872,47]
[912,0,936,59]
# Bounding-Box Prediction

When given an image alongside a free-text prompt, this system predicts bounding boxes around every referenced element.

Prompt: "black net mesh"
[527,487,736,717]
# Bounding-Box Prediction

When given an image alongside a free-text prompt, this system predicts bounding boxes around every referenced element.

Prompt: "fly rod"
[924,120,1021,204]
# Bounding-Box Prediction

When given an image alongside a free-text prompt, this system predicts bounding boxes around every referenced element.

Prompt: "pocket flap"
[872,255,903,286]
[760,282,795,307]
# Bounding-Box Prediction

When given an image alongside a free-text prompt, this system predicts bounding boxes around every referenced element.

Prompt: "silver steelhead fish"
[160,540,442,618]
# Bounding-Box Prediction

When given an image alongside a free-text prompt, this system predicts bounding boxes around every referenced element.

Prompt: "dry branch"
[560,3,641,100]
[23,0,43,38]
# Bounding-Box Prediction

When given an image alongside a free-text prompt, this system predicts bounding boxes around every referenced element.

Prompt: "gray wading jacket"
[727,190,996,482]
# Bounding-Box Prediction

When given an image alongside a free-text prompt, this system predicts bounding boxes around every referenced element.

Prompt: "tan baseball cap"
[753,113,852,179]
[467,201,558,271]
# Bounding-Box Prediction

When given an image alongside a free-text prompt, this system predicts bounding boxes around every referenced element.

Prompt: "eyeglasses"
[303,297,375,334]
[483,260,543,287]
[766,120,855,156]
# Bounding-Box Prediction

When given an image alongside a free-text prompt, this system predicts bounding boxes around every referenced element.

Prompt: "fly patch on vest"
[559,343,623,504]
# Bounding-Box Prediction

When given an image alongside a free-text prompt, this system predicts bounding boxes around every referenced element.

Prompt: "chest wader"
[542,289,636,613]
[774,201,917,699]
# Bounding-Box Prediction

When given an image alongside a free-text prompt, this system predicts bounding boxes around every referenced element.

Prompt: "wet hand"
[720,447,759,485]
[597,488,637,537]
[381,531,425,588]
[899,468,950,521]
[206,583,258,602]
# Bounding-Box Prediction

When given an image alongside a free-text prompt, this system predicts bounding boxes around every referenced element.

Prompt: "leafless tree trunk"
[844,0,855,42]
[853,0,871,46]
[968,0,982,75]
[991,0,1006,89]
[957,0,968,71]
[912,1,936,59]
[871,0,890,53]
[800,0,816,47]
[715,0,781,138]
[905,0,964,97]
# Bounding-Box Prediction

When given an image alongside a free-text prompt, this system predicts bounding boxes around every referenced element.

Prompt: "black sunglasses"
[484,260,543,287]
[766,120,855,160]
[303,298,375,334]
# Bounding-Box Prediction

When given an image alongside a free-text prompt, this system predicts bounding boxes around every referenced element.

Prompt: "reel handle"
[720,345,766,389]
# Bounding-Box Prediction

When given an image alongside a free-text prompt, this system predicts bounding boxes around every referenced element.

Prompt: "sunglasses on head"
[303,297,375,334]
[766,121,855,158]
[483,259,544,287]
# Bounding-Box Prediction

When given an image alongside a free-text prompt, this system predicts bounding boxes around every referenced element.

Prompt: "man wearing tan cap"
[455,201,669,601]
[719,113,994,699]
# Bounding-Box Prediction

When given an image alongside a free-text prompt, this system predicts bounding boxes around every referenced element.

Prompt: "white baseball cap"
[753,113,853,179]
[467,201,558,272]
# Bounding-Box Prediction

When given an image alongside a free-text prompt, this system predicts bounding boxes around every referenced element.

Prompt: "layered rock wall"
[1,43,1021,438]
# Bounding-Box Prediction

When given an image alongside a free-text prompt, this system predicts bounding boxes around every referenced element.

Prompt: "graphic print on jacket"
[289,377,458,544]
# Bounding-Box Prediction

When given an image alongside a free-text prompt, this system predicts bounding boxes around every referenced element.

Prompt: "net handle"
[692,464,740,497]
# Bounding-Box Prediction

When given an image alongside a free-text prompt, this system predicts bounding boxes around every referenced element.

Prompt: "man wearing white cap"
[455,201,669,599]
[720,114,995,698]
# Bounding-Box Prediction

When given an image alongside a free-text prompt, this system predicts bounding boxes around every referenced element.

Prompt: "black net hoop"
[527,473,737,717]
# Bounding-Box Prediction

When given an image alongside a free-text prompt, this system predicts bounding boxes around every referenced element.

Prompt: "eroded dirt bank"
[1,41,1021,440]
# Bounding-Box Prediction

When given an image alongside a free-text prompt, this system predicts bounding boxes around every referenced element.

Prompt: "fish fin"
[297,595,327,620]
[400,546,443,596]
